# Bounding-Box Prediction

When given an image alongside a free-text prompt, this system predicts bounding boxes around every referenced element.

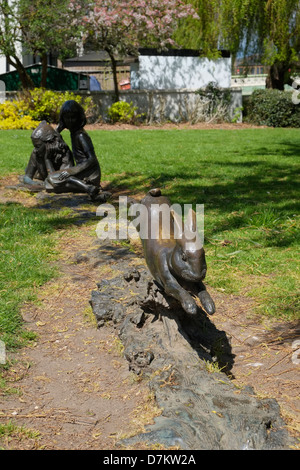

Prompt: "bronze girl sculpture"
[45,100,102,200]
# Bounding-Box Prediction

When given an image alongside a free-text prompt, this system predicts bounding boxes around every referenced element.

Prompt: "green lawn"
[97,127,299,320]
[0,127,299,351]
[0,203,76,349]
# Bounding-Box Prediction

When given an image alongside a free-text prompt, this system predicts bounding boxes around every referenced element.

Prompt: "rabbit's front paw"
[198,290,215,315]
[182,297,198,315]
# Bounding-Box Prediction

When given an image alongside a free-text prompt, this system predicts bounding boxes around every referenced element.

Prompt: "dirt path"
[0,179,299,449]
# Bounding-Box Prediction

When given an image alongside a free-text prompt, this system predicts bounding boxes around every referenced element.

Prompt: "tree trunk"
[6,55,35,90]
[266,62,289,90]
[107,50,120,102]
[40,54,48,88]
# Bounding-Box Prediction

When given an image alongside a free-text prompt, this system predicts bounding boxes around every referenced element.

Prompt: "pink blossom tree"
[70,0,198,101]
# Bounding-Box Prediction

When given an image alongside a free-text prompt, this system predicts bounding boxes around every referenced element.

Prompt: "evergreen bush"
[245,89,300,128]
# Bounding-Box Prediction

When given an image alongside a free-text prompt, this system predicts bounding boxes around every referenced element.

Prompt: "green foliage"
[174,0,222,55]
[0,0,35,89]
[175,0,300,89]
[107,101,143,124]
[18,0,85,62]
[0,89,94,129]
[231,107,243,123]
[0,0,86,89]
[20,88,94,123]
[246,89,300,127]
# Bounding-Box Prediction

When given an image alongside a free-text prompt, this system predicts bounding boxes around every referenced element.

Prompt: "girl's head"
[57,100,87,132]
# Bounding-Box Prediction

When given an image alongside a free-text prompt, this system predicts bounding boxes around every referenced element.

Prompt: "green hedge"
[245,89,300,128]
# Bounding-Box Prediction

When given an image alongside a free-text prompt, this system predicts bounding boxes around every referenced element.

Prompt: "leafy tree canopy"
[72,0,198,100]
[18,0,84,61]
[0,0,87,88]
[176,0,300,89]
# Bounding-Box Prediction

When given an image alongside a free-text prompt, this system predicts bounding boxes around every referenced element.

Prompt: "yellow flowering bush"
[0,89,94,130]
[0,100,39,130]
[20,88,94,123]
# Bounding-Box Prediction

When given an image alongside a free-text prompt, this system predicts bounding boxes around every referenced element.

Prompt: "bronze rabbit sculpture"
[139,189,215,316]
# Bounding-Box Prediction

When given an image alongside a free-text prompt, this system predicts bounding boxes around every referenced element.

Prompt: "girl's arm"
[68,132,99,176]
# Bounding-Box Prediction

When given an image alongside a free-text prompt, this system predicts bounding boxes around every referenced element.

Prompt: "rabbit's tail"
[148,188,161,197]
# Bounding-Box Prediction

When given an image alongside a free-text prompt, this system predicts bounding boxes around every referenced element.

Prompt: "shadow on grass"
[107,156,299,249]
[0,198,96,232]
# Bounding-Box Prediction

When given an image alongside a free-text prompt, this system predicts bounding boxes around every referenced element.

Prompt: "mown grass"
[0,127,299,354]
[96,127,299,321]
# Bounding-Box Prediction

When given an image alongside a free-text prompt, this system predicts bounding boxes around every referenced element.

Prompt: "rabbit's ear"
[171,209,183,240]
[184,208,203,250]
[185,208,197,234]
[182,208,197,242]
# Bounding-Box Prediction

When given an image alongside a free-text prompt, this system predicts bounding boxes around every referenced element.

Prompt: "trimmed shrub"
[107,100,143,124]
[245,88,300,128]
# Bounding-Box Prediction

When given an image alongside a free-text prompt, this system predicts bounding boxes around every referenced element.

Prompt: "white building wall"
[0,56,6,75]
[131,54,231,90]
